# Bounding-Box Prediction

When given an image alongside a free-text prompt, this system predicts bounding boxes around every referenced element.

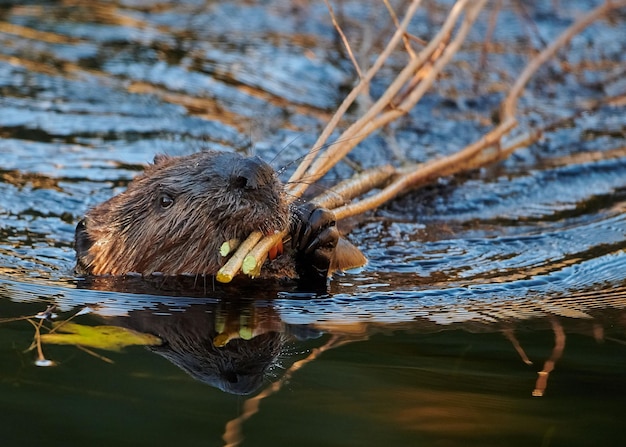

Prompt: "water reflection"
[5,276,326,395]
[113,301,314,396]
[3,274,624,399]
[1,274,625,446]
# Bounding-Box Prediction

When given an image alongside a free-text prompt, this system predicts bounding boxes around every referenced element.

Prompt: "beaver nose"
[231,156,274,191]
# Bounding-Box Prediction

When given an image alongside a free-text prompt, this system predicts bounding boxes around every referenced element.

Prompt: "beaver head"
[75,150,289,276]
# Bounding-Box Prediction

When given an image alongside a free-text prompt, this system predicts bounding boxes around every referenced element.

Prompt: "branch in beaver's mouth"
[216,231,264,283]
[220,239,241,257]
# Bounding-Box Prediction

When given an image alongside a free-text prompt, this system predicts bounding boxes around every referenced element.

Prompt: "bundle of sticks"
[216,0,625,283]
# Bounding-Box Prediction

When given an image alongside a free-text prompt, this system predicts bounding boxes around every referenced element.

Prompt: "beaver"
[74,150,360,285]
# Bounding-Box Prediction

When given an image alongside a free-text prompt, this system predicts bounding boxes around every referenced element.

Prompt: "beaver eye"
[158,193,174,209]
[232,175,249,189]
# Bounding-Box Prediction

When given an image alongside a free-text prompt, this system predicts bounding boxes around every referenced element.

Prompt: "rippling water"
[0,1,625,446]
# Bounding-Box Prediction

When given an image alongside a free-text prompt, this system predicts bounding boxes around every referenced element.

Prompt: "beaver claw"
[291,202,339,283]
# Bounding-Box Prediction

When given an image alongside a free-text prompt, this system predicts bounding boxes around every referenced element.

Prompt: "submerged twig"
[532,319,566,397]
[502,328,533,366]
[76,344,115,364]
[26,318,55,367]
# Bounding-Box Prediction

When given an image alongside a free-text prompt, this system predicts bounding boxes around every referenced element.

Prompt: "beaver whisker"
[273,134,367,177]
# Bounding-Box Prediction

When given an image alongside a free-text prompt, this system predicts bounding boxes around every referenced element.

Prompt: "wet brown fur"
[76,151,289,276]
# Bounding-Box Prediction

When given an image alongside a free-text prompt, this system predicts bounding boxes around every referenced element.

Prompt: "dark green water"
[0,1,625,446]
[1,290,625,447]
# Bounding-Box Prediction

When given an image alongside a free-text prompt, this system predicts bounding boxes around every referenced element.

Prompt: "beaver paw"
[291,203,339,283]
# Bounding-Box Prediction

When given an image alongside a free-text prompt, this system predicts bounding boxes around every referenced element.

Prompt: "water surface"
[0,1,625,446]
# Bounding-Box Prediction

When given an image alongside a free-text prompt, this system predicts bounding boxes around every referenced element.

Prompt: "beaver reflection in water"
[75,150,358,285]
[116,303,317,395]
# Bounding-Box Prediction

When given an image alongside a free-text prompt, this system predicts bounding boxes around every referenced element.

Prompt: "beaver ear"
[74,219,95,274]
[153,154,172,166]
[329,237,368,273]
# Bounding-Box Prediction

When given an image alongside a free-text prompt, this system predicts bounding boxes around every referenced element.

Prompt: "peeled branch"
[220,239,241,257]
[242,231,286,277]
[216,231,263,283]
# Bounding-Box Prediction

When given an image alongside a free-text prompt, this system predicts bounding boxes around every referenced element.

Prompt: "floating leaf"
[41,322,161,352]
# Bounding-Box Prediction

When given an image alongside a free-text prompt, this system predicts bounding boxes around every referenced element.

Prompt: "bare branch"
[324,0,363,79]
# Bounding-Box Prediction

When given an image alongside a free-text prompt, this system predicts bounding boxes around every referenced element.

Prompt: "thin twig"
[324,0,363,79]
[26,318,55,366]
[532,318,566,397]
[500,0,625,122]
[76,344,115,364]
[287,0,424,193]
[474,0,502,91]
[383,0,417,59]
[355,1,485,141]
[502,328,533,365]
